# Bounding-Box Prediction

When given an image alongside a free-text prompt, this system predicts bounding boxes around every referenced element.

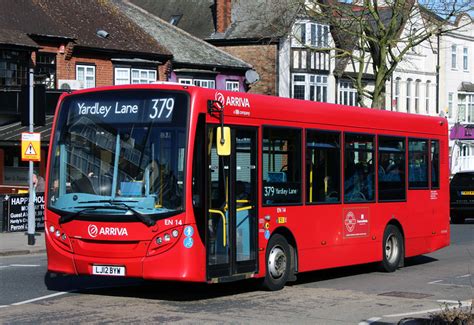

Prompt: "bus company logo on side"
[215,92,250,109]
[344,212,357,233]
[87,224,128,237]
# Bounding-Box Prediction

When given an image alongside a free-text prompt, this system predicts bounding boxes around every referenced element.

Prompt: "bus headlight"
[49,225,55,233]
[148,225,185,256]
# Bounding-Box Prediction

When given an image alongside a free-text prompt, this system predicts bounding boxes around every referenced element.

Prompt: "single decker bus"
[45,84,449,290]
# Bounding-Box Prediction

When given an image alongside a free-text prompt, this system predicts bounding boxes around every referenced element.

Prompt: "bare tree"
[297,0,474,108]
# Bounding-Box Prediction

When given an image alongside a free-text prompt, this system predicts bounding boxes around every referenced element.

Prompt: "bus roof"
[59,84,447,137]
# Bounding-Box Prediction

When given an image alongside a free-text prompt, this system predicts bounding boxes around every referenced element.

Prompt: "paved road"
[0,223,472,324]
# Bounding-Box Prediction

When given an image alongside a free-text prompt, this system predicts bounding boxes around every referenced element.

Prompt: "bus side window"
[344,133,375,203]
[408,139,429,189]
[262,127,302,205]
[306,130,341,204]
[431,140,440,189]
[378,136,406,201]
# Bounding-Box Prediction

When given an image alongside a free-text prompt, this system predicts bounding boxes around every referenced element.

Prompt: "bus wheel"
[381,225,403,272]
[262,234,290,291]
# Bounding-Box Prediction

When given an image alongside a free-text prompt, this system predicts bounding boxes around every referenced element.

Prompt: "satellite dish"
[245,69,260,84]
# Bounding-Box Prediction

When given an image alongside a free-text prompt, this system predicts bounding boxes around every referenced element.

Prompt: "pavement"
[0,231,46,256]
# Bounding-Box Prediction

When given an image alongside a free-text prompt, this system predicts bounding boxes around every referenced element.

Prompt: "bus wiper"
[59,203,156,227]
[108,201,156,227]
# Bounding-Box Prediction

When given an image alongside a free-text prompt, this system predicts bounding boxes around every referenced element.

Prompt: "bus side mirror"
[217,127,231,156]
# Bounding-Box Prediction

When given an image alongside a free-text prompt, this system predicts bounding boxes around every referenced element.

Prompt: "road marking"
[437,300,464,304]
[0,305,8,308]
[9,264,40,267]
[358,317,381,325]
[456,274,471,278]
[383,300,472,318]
[428,280,443,284]
[11,292,70,306]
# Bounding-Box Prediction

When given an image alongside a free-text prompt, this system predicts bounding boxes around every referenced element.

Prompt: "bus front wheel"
[262,234,290,291]
[381,225,403,272]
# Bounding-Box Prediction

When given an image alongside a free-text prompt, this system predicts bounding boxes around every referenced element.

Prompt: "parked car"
[450,171,474,224]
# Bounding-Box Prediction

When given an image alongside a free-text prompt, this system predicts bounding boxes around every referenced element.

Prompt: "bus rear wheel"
[380,225,403,272]
[262,234,290,291]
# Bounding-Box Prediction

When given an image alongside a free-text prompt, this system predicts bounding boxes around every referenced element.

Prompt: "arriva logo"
[215,92,250,108]
[88,224,98,238]
[87,224,128,237]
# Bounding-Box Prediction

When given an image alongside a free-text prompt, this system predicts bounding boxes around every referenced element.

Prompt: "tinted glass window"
[431,140,440,189]
[344,133,375,202]
[378,136,406,201]
[263,128,302,205]
[306,130,340,203]
[451,172,474,186]
[409,139,428,188]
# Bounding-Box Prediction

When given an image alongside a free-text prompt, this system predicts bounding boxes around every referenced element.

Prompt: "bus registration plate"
[92,265,125,276]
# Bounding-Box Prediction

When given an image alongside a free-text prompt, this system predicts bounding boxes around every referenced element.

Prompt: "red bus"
[45,84,449,290]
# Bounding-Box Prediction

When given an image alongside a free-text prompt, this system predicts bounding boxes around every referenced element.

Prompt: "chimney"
[216,0,231,33]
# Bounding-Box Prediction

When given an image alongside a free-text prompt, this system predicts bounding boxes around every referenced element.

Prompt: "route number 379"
[150,98,174,120]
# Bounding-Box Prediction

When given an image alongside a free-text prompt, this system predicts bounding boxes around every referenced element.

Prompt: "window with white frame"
[131,69,156,84]
[178,78,192,85]
[115,68,130,85]
[458,94,474,123]
[463,47,469,71]
[339,80,358,106]
[292,74,327,101]
[193,79,215,88]
[292,22,329,48]
[76,65,95,88]
[406,78,412,112]
[394,77,401,111]
[114,67,156,85]
[414,79,420,113]
[451,45,457,69]
[425,81,431,114]
[310,75,327,102]
[226,80,240,92]
[293,74,306,99]
[448,92,454,119]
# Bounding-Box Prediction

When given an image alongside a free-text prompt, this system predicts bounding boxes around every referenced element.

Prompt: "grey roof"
[211,0,302,41]
[0,116,54,145]
[0,28,38,48]
[114,0,251,70]
[459,82,474,92]
[129,0,301,42]
[129,0,215,39]
[0,0,171,56]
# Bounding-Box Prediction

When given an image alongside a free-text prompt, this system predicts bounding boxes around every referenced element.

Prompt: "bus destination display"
[71,97,176,123]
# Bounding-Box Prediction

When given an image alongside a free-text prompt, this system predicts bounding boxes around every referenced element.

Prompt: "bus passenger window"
[306,130,340,203]
[408,139,428,188]
[344,133,375,203]
[262,127,302,205]
[378,136,406,201]
[431,140,440,189]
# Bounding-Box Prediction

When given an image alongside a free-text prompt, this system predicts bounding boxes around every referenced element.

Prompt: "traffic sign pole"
[27,69,35,246]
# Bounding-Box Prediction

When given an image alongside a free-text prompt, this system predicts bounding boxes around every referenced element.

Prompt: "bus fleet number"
[150,98,174,119]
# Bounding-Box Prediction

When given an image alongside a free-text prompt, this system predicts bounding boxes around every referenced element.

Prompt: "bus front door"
[207,126,258,280]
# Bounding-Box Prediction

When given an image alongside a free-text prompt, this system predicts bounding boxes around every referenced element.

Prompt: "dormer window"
[169,15,182,26]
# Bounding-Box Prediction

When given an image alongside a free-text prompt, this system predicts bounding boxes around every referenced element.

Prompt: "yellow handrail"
[208,209,227,247]
[236,205,252,212]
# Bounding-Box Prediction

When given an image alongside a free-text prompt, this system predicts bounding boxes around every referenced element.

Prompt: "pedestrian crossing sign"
[21,132,41,162]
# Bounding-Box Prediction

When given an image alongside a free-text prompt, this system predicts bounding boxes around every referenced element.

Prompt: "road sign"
[21,132,41,162]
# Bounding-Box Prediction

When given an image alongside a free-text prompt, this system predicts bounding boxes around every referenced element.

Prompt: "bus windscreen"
[48,90,188,223]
